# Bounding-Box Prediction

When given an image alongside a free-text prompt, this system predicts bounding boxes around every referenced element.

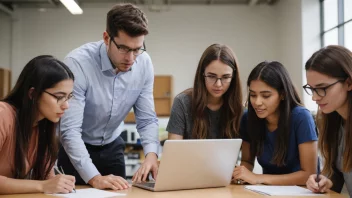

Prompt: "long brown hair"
[305,45,352,176]
[189,44,242,139]
[246,61,303,166]
[3,55,74,180]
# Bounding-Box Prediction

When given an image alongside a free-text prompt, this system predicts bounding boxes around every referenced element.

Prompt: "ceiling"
[0,0,279,12]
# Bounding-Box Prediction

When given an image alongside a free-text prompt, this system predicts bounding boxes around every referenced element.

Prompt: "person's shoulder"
[291,105,310,114]
[174,91,192,107]
[65,40,103,62]
[0,102,16,117]
[0,102,16,134]
[290,105,312,120]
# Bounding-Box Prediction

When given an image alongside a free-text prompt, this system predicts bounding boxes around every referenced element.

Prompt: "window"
[321,0,352,50]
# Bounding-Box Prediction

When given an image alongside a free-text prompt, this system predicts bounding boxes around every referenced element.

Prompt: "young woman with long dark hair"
[305,46,352,196]
[233,61,318,185]
[166,44,243,140]
[0,55,75,194]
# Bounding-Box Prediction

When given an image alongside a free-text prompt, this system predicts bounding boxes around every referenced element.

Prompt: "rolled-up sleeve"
[59,57,100,183]
[133,56,159,156]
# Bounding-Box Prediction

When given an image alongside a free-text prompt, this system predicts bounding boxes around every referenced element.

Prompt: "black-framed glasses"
[109,35,146,56]
[303,80,344,97]
[43,90,74,105]
[204,75,233,85]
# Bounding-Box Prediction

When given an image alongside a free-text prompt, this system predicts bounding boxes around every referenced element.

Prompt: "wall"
[275,0,303,98]
[301,0,321,112]
[10,4,279,97]
[0,11,11,69]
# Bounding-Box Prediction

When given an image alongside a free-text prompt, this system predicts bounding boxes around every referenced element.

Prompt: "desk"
[0,185,347,198]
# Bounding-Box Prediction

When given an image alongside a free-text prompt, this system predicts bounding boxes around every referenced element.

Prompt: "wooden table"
[0,185,347,198]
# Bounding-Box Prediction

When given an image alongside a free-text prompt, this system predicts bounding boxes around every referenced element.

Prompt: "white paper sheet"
[245,185,324,196]
[48,188,125,198]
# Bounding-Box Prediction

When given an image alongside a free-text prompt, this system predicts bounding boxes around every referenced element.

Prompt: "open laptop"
[133,139,242,192]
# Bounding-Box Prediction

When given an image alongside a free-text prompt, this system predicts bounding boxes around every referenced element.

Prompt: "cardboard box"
[0,68,11,99]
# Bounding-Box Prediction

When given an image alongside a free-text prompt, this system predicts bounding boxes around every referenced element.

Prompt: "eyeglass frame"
[203,74,233,85]
[302,79,345,97]
[109,34,146,56]
[43,90,74,105]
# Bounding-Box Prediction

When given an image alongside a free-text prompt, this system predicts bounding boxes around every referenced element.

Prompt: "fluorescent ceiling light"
[60,0,83,15]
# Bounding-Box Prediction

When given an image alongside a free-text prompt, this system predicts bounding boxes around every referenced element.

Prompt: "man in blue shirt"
[58,3,159,190]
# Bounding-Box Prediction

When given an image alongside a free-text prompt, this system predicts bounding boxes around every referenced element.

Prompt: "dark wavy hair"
[3,55,74,180]
[246,61,302,166]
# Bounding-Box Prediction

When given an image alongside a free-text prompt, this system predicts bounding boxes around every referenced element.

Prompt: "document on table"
[48,188,126,198]
[244,185,324,196]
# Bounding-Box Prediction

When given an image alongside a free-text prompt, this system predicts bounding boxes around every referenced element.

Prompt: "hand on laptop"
[88,174,130,190]
[232,165,259,185]
[132,152,158,183]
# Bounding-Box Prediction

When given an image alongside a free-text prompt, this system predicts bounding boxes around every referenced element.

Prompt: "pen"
[316,157,321,188]
[54,166,76,193]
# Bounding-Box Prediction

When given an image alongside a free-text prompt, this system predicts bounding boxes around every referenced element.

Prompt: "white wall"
[275,0,303,98]
[301,0,321,112]
[11,4,280,96]
[0,11,12,69]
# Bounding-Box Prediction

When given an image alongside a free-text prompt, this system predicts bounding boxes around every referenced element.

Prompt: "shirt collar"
[100,42,114,72]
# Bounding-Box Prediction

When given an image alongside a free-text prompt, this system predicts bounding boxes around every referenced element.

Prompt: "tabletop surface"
[0,184,348,198]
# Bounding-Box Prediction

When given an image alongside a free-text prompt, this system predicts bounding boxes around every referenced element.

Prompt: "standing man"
[58,3,159,190]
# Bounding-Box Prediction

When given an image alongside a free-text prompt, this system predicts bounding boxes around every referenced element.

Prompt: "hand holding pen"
[40,167,76,194]
[306,157,333,193]
[54,166,76,193]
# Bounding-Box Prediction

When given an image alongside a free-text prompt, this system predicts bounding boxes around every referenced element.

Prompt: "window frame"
[320,0,352,47]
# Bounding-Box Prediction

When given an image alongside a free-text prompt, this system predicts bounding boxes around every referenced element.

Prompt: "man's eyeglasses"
[109,35,146,56]
[204,75,233,85]
[303,80,345,97]
[44,90,74,105]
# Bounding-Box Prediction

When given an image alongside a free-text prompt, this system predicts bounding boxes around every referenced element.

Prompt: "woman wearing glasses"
[0,55,76,194]
[167,44,243,140]
[232,61,318,185]
[305,46,352,197]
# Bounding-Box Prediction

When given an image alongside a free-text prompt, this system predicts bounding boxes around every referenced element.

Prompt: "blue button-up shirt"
[59,40,159,183]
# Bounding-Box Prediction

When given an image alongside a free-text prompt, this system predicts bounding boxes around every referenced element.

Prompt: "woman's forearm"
[0,176,43,194]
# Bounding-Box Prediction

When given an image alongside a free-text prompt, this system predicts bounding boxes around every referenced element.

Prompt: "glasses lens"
[221,77,232,84]
[205,76,217,84]
[316,88,326,97]
[133,49,145,56]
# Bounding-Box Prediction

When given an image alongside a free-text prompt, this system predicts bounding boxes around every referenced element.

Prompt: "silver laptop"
[133,139,242,192]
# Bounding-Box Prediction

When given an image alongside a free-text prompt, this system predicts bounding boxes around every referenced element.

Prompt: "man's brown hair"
[107,3,148,37]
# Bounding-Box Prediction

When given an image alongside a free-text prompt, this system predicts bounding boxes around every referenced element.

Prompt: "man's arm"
[132,55,159,182]
[59,57,100,183]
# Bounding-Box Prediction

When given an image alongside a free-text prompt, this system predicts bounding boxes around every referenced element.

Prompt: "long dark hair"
[3,55,74,180]
[247,61,302,166]
[305,45,352,176]
[188,44,243,139]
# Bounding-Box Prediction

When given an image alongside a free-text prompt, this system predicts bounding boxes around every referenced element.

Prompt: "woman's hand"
[41,174,75,194]
[232,165,258,185]
[306,174,333,193]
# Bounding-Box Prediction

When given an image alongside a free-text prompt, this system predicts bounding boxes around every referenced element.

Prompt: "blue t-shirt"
[240,106,318,174]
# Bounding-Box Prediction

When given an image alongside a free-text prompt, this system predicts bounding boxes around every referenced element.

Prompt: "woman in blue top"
[233,61,318,185]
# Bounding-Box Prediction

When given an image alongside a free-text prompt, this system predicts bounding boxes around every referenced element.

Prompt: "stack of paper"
[48,188,126,198]
[245,185,324,196]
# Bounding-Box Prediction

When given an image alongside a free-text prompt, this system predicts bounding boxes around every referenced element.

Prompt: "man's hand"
[132,153,158,183]
[88,174,130,190]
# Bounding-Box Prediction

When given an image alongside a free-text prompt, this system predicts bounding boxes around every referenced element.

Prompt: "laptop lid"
[143,139,242,191]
